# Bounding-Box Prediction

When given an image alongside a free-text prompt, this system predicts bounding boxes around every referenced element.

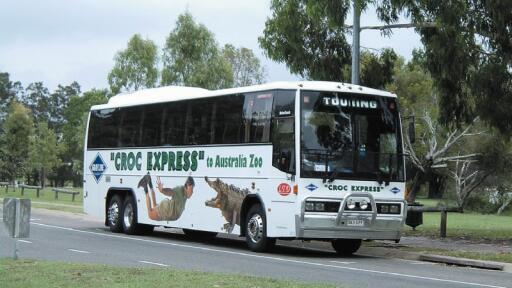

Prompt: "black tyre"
[183,229,217,241]
[122,195,154,235]
[245,204,275,252]
[331,239,362,256]
[107,194,123,233]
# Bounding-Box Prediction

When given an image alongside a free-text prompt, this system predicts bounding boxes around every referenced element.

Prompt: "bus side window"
[88,108,119,148]
[272,90,295,174]
[161,101,186,146]
[140,104,163,147]
[118,107,143,147]
[211,94,245,144]
[243,91,274,143]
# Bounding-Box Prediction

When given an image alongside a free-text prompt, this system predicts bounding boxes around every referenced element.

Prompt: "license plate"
[346,219,365,226]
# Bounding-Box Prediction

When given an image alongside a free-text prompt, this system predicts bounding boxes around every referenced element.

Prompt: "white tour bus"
[84,81,407,254]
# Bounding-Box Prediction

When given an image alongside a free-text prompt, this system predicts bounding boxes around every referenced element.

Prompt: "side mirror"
[408,119,416,144]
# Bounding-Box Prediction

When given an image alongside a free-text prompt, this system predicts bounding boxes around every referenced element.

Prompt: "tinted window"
[88,108,119,148]
[161,101,187,146]
[185,98,213,145]
[211,94,245,144]
[271,90,296,173]
[87,90,278,148]
[118,107,143,147]
[141,104,164,147]
[243,92,273,143]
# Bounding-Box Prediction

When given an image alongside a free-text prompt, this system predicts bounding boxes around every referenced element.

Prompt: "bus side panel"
[83,145,298,236]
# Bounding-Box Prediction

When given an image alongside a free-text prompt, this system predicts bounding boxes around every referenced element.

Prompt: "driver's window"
[379,133,397,173]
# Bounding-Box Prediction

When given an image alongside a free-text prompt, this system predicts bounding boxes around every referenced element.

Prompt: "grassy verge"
[0,259,334,288]
[403,211,512,241]
[399,247,512,264]
[0,186,83,205]
[0,186,83,214]
[404,212,512,241]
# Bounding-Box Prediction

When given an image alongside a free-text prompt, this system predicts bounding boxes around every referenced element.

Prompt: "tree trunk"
[428,174,445,199]
[41,168,46,188]
[407,172,423,204]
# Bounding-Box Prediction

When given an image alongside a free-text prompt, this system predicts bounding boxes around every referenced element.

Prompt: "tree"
[21,82,50,124]
[61,89,108,186]
[48,82,81,132]
[108,34,159,95]
[222,44,266,87]
[161,12,233,89]
[259,0,352,82]
[404,113,483,203]
[29,122,61,188]
[0,72,23,122]
[0,101,34,183]
[378,0,512,133]
[360,48,398,89]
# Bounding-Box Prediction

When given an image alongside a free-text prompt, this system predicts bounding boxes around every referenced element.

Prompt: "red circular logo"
[277,183,291,196]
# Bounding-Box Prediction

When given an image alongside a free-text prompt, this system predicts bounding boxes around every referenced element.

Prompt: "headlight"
[377,203,401,214]
[314,202,325,211]
[389,204,400,214]
[359,200,368,210]
[305,201,340,212]
[305,202,315,212]
[347,199,356,210]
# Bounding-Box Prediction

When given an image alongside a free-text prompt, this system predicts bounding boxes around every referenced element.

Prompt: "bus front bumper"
[295,196,407,241]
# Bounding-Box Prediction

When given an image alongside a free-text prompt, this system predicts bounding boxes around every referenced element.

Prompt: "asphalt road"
[1,208,510,288]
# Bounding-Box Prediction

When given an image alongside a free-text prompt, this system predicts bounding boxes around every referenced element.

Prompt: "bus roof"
[91,81,397,110]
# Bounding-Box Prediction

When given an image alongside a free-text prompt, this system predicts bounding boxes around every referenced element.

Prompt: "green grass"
[0,259,334,288]
[0,186,82,205]
[403,212,512,240]
[0,186,83,213]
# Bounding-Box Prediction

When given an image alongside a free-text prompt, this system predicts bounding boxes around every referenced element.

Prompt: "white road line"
[330,261,356,265]
[138,260,169,267]
[32,222,505,288]
[67,249,91,254]
[18,240,32,244]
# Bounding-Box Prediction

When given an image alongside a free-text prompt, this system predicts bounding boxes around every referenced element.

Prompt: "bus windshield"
[300,90,404,182]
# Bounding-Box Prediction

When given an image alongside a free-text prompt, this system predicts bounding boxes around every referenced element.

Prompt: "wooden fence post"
[440,210,447,238]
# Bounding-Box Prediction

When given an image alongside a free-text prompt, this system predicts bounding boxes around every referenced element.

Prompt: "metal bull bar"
[336,192,377,226]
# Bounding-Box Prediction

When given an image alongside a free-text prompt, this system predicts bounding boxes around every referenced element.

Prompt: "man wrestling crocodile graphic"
[138,173,195,221]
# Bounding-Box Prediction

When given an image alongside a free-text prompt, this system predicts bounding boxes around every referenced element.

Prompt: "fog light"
[314,202,325,211]
[305,202,314,211]
[347,199,356,210]
[389,204,400,214]
[359,200,368,210]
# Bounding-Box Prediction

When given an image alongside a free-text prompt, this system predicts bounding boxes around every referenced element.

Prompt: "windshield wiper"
[322,151,331,183]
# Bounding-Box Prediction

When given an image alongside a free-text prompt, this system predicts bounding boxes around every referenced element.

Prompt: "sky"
[0,0,422,92]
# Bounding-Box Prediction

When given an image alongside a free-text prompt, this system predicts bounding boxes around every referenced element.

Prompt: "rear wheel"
[122,195,154,235]
[183,229,217,241]
[245,204,275,252]
[107,195,123,233]
[331,239,362,256]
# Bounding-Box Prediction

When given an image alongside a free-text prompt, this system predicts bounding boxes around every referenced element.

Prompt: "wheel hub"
[123,202,133,229]
[108,202,119,225]
[247,214,263,243]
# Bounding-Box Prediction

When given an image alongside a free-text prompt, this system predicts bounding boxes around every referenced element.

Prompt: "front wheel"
[331,239,362,256]
[108,195,123,233]
[245,204,275,252]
